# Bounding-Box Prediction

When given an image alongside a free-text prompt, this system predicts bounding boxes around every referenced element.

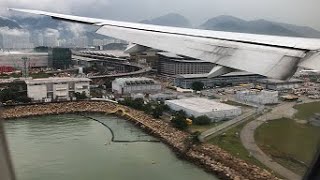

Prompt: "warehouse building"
[165,98,242,122]
[158,52,215,76]
[256,78,304,91]
[149,92,178,101]
[235,90,279,105]
[174,72,265,89]
[112,77,161,95]
[25,77,91,102]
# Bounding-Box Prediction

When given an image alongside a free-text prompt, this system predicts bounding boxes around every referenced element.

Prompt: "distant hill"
[0,16,21,29]
[13,16,61,30]
[200,15,320,38]
[140,13,191,28]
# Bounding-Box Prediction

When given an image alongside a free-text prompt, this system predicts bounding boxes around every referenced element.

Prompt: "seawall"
[1,101,279,180]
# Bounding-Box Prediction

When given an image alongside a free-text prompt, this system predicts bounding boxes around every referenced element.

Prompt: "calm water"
[5,114,218,180]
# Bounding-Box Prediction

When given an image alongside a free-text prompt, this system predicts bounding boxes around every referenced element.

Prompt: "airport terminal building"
[158,52,215,76]
[174,72,265,89]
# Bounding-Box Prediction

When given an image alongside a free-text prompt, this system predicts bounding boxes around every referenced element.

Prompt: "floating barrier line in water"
[80,114,160,143]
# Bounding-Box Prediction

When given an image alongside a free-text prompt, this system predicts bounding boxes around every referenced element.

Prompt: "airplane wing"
[9,8,320,79]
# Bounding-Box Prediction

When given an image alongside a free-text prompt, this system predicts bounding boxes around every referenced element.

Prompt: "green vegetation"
[191,81,204,91]
[29,72,50,79]
[207,122,267,168]
[255,118,320,175]
[34,46,49,52]
[74,92,88,100]
[192,115,211,125]
[189,123,221,133]
[0,83,31,103]
[171,110,189,130]
[0,72,49,79]
[119,98,169,119]
[0,73,21,79]
[294,101,320,120]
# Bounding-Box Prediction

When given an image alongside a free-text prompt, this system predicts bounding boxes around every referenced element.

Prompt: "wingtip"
[7,8,21,12]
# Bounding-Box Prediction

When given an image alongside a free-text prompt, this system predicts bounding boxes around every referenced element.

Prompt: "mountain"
[9,16,109,40]
[140,13,191,28]
[272,22,320,38]
[200,15,303,37]
[0,16,21,29]
[200,15,320,38]
[13,16,61,30]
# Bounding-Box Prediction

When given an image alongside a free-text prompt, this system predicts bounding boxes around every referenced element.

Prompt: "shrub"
[171,116,189,130]
[193,115,211,125]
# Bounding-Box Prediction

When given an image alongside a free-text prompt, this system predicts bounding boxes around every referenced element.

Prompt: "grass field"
[294,101,320,120]
[189,122,224,133]
[207,121,271,171]
[255,118,320,175]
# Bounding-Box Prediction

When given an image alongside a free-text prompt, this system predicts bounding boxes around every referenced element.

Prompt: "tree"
[75,92,87,100]
[171,116,189,130]
[191,81,204,91]
[143,103,153,114]
[119,98,145,110]
[0,83,31,103]
[171,110,188,130]
[193,115,211,125]
[152,106,163,118]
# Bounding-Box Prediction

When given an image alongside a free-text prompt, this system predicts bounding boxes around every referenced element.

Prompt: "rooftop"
[0,51,48,56]
[113,77,159,86]
[165,98,240,113]
[25,77,91,85]
[176,71,258,79]
[257,78,304,84]
[81,50,129,57]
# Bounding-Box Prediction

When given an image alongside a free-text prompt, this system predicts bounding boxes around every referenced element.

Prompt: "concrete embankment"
[1,101,279,180]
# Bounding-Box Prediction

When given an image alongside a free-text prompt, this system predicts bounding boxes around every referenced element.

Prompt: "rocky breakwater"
[1,101,279,180]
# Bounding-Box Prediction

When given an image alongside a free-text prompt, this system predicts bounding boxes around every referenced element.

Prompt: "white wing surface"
[9,8,320,79]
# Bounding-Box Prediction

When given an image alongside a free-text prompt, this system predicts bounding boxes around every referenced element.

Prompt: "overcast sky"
[1,0,320,30]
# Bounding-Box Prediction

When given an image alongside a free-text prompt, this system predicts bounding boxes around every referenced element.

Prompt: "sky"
[1,0,320,30]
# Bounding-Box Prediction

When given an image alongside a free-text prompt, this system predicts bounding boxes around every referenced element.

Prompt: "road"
[240,102,301,180]
[199,108,255,142]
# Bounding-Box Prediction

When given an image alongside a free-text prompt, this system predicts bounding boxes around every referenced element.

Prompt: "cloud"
[0,27,29,36]
[62,23,86,37]
[0,0,110,16]
[42,28,60,37]
[0,0,319,30]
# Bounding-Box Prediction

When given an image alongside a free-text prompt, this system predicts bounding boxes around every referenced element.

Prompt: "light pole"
[21,56,30,78]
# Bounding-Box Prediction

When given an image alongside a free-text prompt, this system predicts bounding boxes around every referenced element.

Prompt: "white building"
[235,90,278,105]
[256,78,303,91]
[150,93,177,101]
[165,98,242,121]
[112,77,161,95]
[25,77,91,102]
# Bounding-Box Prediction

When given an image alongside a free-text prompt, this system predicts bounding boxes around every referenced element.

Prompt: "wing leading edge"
[9,8,320,79]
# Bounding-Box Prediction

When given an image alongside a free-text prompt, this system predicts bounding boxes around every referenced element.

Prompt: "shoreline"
[1,101,278,180]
